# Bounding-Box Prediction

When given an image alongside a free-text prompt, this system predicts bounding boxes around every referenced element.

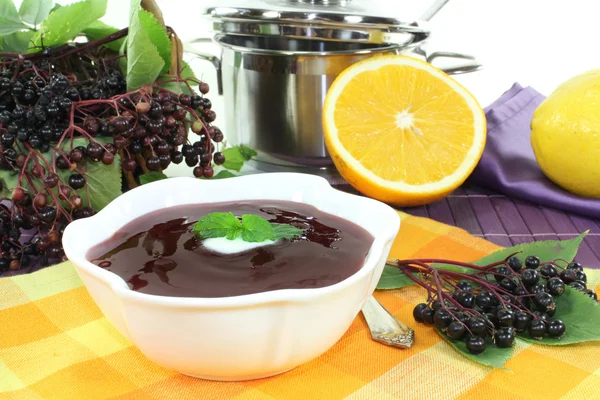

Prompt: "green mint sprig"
[192,212,304,243]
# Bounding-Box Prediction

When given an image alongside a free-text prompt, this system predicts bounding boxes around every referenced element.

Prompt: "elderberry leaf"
[137,9,171,73]
[139,172,167,185]
[519,286,600,345]
[192,212,242,239]
[436,327,515,370]
[474,232,587,268]
[241,214,275,243]
[19,0,53,26]
[126,0,165,90]
[0,0,29,35]
[31,0,107,49]
[80,152,123,211]
[1,30,34,53]
[222,145,256,172]
[82,20,124,52]
[376,266,415,290]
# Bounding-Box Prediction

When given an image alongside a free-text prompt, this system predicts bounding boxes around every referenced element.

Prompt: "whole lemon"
[531,69,600,198]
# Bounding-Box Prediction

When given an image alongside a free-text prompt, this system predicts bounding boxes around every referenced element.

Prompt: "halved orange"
[323,55,486,206]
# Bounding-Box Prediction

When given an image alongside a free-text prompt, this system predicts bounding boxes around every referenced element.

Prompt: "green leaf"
[241,214,275,243]
[1,30,34,53]
[19,0,53,26]
[126,0,165,90]
[222,145,256,172]
[437,328,515,369]
[376,266,416,290]
[0,0,29,35]
[81,20,124,52]
[519,286,600,345]
[32,0,107,49]
[271,223,304,240]
[474,232,587,268]
[192,212,242,239]
[77,152,122,211]
[137,9,170,73]
[139,171,167,185]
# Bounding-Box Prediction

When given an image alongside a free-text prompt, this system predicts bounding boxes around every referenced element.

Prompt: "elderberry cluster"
[0,46,224,271]
[411,256,594,355]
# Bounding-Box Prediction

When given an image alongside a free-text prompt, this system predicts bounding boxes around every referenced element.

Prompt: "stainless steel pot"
[187,0,481,169]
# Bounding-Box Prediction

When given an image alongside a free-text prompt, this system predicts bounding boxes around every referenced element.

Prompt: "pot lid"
[203,0,435,45]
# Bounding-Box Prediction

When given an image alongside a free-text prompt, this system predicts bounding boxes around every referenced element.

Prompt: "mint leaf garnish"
[193,212,305,242]
[192,212,242,239]
[241,214,275,242]
[271,223,304,240]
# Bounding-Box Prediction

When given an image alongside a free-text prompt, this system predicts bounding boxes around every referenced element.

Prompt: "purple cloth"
[469,83,600,219]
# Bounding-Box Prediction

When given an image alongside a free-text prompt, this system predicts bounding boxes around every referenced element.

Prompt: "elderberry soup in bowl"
[62,173,400,381]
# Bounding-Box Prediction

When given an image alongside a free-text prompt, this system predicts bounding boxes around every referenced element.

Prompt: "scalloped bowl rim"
[62,173,400,308]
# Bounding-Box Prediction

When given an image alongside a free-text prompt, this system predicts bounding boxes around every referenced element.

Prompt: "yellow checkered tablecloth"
[1,211,600,400]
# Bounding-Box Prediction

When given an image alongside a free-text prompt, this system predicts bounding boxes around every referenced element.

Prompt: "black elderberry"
[533,292,555,313]
[575,270,587,283]
[39,206,57,223]
[171,151,184,165]
[467,317,487,337]
[567,262,583,272]
[494,266,512,282]
[514,311,531,332]
[158,155,171,169]
[146,156,161,171]
[529,319,547,339]
[453,291,476,309]
[569,281,586,291]
[446,321,466,340]
[156,141,170,156]
[499,277,518,292]
[149,102,163,118]
[213,152,225,165]
[200,97,212,109]
[185,156,199,167]
[456,280,473,292]
[0,258,9,272]
[496,308,516,327]
[525,255,540,269]
[1,133,15,147]
[546,277,565,296]
[68,174,86,190]
[190,95,202,109]
[546,319,566,338]
[560,269,578,284]
[413,303,429,323]
[528,283,547,295]
[494,327,515,348]
[466,336,486,355]
[0,110,11,123]
[533,310,549,321]
[433,309,453,329]
[454,312,470,325]
[583,290,598,300]
[507,256,523,272]
[521,269,540,286]
[540,264,558,279]
[86,142,103,159]
[7,122,19,134]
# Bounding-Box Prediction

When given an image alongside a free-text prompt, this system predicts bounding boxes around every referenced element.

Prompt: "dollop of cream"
[202,236,278,255]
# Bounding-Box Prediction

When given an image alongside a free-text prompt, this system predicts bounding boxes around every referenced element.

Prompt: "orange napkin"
[1,211,599,400]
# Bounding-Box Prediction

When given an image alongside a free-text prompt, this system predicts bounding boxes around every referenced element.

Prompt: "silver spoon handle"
[362,296,415,349]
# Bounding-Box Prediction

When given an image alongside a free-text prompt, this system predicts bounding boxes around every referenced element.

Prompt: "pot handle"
[426,51,483,75]
[182,39,223,95]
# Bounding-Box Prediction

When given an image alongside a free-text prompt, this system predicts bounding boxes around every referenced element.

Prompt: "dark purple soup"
[87,200,374,298]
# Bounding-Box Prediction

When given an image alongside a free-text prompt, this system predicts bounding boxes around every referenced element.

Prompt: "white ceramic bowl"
[62,173,400,381]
